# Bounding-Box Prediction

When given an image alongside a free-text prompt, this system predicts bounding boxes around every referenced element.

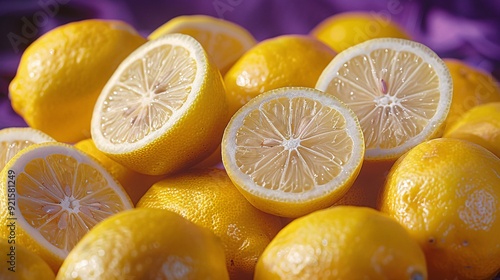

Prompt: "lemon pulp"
[99,45,196,144]
[16,152,129,255]
[235,96,354,192]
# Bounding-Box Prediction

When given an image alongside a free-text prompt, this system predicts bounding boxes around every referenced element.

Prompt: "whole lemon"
[443,59,500,131]
[56,208,229,279]
[9,19,146,143]
[137,168,283,280]
[0,238,55,280]
[310,11,410,53]
[223,35,335,116]
[379,138,500,279]
[255,206,427,279]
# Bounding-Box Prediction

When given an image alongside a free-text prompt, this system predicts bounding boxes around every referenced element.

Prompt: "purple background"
[1,0,500,129]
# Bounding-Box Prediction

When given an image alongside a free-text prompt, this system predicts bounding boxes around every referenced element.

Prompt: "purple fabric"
[1,0,500,129]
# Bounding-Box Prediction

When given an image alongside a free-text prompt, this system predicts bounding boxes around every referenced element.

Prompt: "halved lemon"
[0,142,133,271]
[91,33,228,175]
[149,15,257,74]
[222,87,365,218]
[316,38,452,161]
[0,127,55,171]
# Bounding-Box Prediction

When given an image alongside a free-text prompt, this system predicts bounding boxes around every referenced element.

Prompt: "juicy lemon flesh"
[99,45,196,144]
[325,49,440,152]
[16,154,125,254]
[0,140,35,169]
[235,96,354,193]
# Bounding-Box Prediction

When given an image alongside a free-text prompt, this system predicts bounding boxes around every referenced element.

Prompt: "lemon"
[56,208,229,279]
[137,168,283,279]
[91,33,228,175]
[9,19,146,143]
[255,206,427,279]
[224,35,336,116]
[379,138,500,279]
[0,238,55,280]
[444,102,500,158]
[0,127,55,171]
[311,11,411,53]
[149,15,257,74]
[316,38,453,162]
[332,161,393,208]
[0,142,133,271]
[222,87,365,218]
[74,139,164,204]
[443,59,500,131]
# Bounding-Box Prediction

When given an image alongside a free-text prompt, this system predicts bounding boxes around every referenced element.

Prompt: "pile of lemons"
[2,12,500,280]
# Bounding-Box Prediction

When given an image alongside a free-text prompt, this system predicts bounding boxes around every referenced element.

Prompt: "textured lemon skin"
[74,139,164,205]
[222,87,365,218]
[0,142,133,273]
[56,208,229,280]
[255,206,427,280]
[310,11,411,53]
[0,238,56,280]
[223,35,336,116]
[92,35,228,176]
[379,138,500,280]
[9,19,146,143]
[136,168,283,280]
[444,102,500,158]
[443,59,500,132]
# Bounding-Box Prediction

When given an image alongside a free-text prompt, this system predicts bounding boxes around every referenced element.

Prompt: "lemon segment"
[91,33,228,175]
[316,38,452,161]
[0,143,133,271]
[222,87,365,218]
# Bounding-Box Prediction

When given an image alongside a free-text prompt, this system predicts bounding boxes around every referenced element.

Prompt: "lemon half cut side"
[316,38,452,161]
[222,87,365,218]
[0,142,133,271]
[91,33,228,175]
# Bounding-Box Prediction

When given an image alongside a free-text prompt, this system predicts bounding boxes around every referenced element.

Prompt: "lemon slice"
[0,127,55,171]
[0,142,133,271]
[91,33,227,175]
[149,15,257,74]
[222,87,365,218]
[316,38,452,161]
